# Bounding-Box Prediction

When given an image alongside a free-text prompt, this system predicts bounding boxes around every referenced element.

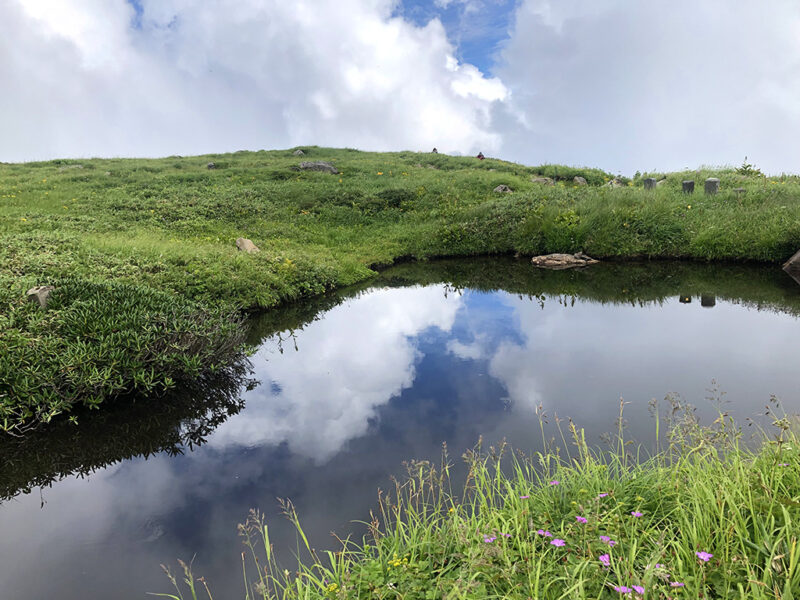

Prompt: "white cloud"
[3,0,800,174]
[0,0,506,162]
[208,286,462,461]
[496,0,800,173]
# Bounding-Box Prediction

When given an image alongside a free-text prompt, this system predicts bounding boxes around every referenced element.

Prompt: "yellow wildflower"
[377,172,383,175]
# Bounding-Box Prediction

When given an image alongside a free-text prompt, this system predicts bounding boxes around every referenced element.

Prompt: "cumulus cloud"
[208,286,462,460]
[3,0,800,173]
[0,0,507,162]
[497,0,800,173]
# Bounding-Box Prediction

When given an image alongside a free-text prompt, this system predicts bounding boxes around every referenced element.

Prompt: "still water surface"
[1,259,798,598]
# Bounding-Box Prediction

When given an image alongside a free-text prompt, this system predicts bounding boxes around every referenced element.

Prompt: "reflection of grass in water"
[247,259,800,350]
[163,401,800,599]
[0,359,251,501]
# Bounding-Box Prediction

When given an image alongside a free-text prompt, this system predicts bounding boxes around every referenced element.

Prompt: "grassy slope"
[2,147,799,431]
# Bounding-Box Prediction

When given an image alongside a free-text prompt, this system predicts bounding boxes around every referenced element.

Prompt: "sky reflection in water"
[1,263,798,599]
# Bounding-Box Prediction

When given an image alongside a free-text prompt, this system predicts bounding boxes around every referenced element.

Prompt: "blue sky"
[4,0,800,173]
[395,0,518,75]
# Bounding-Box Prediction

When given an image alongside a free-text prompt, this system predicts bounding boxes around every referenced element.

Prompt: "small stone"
[26,285,55,309]
[573,176,587,186]
[704,178,720,195]
[493,184,513,193]
[298,161,339,174]
[292,149,305,156]
[656,179,668,186]
[207,162,216,170]
[236,238,260,253]
[530,252,599,270]
[605,178,625,188]
[701,295,716,308]
[644,177,657,190]
[531,176,555,186]
[682,180,695,194]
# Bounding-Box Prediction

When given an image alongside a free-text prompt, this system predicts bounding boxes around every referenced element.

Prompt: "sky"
[2,0,800,174]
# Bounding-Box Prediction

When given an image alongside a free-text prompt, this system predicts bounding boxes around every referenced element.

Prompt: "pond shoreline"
[3,147,799,433]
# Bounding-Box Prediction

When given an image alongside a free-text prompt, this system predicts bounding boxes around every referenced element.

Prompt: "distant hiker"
[476,152,485,160]
[431,147,438,153]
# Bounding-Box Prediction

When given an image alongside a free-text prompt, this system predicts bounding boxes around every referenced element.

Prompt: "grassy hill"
[2,147,799,432]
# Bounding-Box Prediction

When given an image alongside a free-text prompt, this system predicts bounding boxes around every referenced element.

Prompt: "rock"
[26,285,55,309]
[656,179,668,186]
[704,178,720,195]
[682,180,695,194]
[785,250,800,286]
[573,176,587,186]
[783,248,800,273]
[292,149,305,156]
[701,295,716,308]
[236,238,260,253]
[604,178,625,188]
[734,187,746,196]
[530,252,599,270]
[531,176,554,186]
[644,177,657,190]
[299,161,339,174]
[207,162,216,170]
[493,184,513,193]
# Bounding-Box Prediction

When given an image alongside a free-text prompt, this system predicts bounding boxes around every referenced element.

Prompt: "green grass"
[159,404,800,599]
[2,147,800,432]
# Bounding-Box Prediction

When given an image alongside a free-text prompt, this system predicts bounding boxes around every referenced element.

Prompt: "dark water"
[1,259,799,599]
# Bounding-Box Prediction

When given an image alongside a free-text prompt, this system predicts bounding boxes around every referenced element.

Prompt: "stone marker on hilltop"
[644,178,657,190]
[531,252,599,270]
[27,285,55,309]
[682,180,695,194]
[705,178,720,195]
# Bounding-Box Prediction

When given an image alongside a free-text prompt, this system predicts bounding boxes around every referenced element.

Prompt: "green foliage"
[165,409,800,599]
[2,147,800,432]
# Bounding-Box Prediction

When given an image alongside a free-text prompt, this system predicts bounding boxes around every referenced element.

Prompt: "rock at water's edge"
[531,252,599,270]
[783,248,800,280]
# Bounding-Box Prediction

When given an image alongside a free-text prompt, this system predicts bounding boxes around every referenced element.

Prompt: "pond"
[1,258,799,599]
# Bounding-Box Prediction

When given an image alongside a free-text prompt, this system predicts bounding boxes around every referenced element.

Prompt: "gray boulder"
[292,149,305,156]
[657,179,668,187]
[705,178,720,195]
[531,252,599,270]
[493,184,513,193]
[236,238,260,253]
[531,176,555,186]
[27,285,55,309]
[644,177,657,190]
[573,176,587,186]
[299,161,339,174]
[207,162,216,170]
[783,249,800,285]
